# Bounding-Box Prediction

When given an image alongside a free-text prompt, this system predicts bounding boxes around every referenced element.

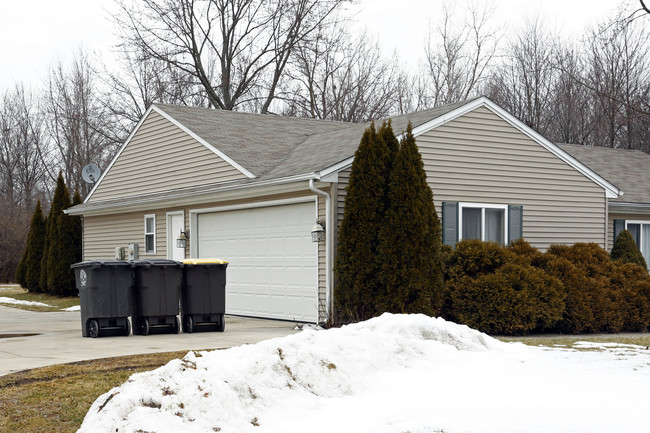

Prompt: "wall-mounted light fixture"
[176,230,189,249]
[311,221,325,243]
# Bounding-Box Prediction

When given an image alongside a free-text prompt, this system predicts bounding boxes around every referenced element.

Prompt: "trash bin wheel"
[123,319,131,337]
[88,319,100,338]
[173,316,180,334]
[139,317,150,336]
[183,315,194,333]
[216,314,225,333]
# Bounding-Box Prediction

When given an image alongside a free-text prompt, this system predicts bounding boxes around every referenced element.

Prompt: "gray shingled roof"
[557,143,650,205]
[155,98,476,180]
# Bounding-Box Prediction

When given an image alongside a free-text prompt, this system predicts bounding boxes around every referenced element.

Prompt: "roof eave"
[66,172,320,216]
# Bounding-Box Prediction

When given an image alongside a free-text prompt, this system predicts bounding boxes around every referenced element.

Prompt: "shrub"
[608,262,650,332]
[450,262,564,335]
[610,230,647,270]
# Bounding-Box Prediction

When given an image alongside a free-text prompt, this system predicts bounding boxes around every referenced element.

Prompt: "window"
[459,203,508,245]
[442,202,522,246]
[144,214,156,254]
[625,221,650,270]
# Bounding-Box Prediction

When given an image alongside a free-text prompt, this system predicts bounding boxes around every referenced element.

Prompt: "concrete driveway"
[0,306,299,376]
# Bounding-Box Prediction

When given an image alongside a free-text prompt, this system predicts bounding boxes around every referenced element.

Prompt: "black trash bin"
[131,259,182,335]
[181,259,228,333]
[71,260,134,338]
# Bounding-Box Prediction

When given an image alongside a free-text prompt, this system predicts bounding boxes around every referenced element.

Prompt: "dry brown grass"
[0,351,192,433]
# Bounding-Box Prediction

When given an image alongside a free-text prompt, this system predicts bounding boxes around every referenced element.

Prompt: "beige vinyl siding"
[334,107,607,251]
[336,167,351,229]
[608,212,650,250]
[418,106,606,250]
[88,111,246,202]
[83,188,331,322]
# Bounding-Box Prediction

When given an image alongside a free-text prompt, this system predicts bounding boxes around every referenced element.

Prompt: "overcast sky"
[0,0,626,90]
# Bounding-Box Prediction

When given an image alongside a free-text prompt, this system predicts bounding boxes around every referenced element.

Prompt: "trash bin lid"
[182,258,229,265]
[71,260,131,269]
[131,259,181,267]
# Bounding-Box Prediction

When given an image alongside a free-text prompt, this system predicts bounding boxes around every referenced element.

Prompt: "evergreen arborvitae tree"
[611,230,648,270]
[24,201,47,293]
[48,186,76,296]
[378,122,443,315]
[41,172,68,294]
[71,191,83,265]
[15,245,28,289]
[335,122,392,322]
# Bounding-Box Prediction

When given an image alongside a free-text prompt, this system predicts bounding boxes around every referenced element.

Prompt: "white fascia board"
[83,105,157,203]
[151,105,256,179]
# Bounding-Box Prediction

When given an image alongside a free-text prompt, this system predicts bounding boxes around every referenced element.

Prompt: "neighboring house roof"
[558,143,650,209]
[71,97,623,215]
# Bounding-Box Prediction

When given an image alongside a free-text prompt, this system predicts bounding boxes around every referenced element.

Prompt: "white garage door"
[196,201,318,322]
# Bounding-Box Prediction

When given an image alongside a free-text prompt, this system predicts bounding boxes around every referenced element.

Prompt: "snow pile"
[62,305,81,312]
[0,297,51,307]
[77,314,650,433]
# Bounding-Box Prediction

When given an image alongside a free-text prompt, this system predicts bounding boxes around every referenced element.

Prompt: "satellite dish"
[82,164,101,184]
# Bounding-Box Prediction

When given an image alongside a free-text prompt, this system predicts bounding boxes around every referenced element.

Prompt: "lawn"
[0,284,79,312]
[0,351,193,433]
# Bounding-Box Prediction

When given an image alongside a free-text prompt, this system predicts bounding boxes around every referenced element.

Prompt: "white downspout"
[309,179,331,324]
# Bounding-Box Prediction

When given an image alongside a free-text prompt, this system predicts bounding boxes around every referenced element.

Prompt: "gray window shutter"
[613,219,625,242]
[508,205,523,243]
[442,202,459,246]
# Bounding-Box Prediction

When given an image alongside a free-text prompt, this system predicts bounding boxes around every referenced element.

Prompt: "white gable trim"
[319,97,622,199]
[84,104,256,204]
[152,105,256,179]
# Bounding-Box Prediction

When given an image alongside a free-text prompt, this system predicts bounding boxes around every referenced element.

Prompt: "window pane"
[462,208,481,240]
[485,208,505,245]
[146,217,154,233]
[628,223,641,246]
[145,234,154,252]
[642,224,650,270]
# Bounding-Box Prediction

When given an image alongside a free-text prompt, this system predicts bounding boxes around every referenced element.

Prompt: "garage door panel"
[197,201,317,322]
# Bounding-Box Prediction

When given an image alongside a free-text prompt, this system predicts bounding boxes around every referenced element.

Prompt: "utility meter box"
[127,243,139,260]
[114,247,124,260]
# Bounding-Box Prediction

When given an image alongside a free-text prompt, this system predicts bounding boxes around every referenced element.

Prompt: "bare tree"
[102,48,210,142]
[0,85,47,209]
[586,17,650,149]
[113,0,346,113]
[485,18,558,135]
[547,45,594,145]
[44,51,120,197]
[283,25,405,122]
[421,1,500,106]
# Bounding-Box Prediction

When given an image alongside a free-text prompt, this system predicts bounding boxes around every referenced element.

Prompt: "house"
[66,96,623,324]
[557,143,650,268]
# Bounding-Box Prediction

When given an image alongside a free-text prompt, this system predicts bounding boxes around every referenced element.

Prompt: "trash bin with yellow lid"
[181,258,228,333]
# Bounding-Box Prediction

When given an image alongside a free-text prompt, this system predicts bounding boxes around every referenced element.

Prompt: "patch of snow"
[0,297,52,307]
[62,305,81,312]
[77,313,650,433]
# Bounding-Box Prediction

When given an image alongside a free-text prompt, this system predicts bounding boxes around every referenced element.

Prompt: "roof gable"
[316,97,621,199]
[86,107,250,203]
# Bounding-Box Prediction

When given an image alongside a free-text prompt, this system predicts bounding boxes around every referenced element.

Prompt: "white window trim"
[458,202,509,244]
[624,220,650,251]
[144,214,156,254]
